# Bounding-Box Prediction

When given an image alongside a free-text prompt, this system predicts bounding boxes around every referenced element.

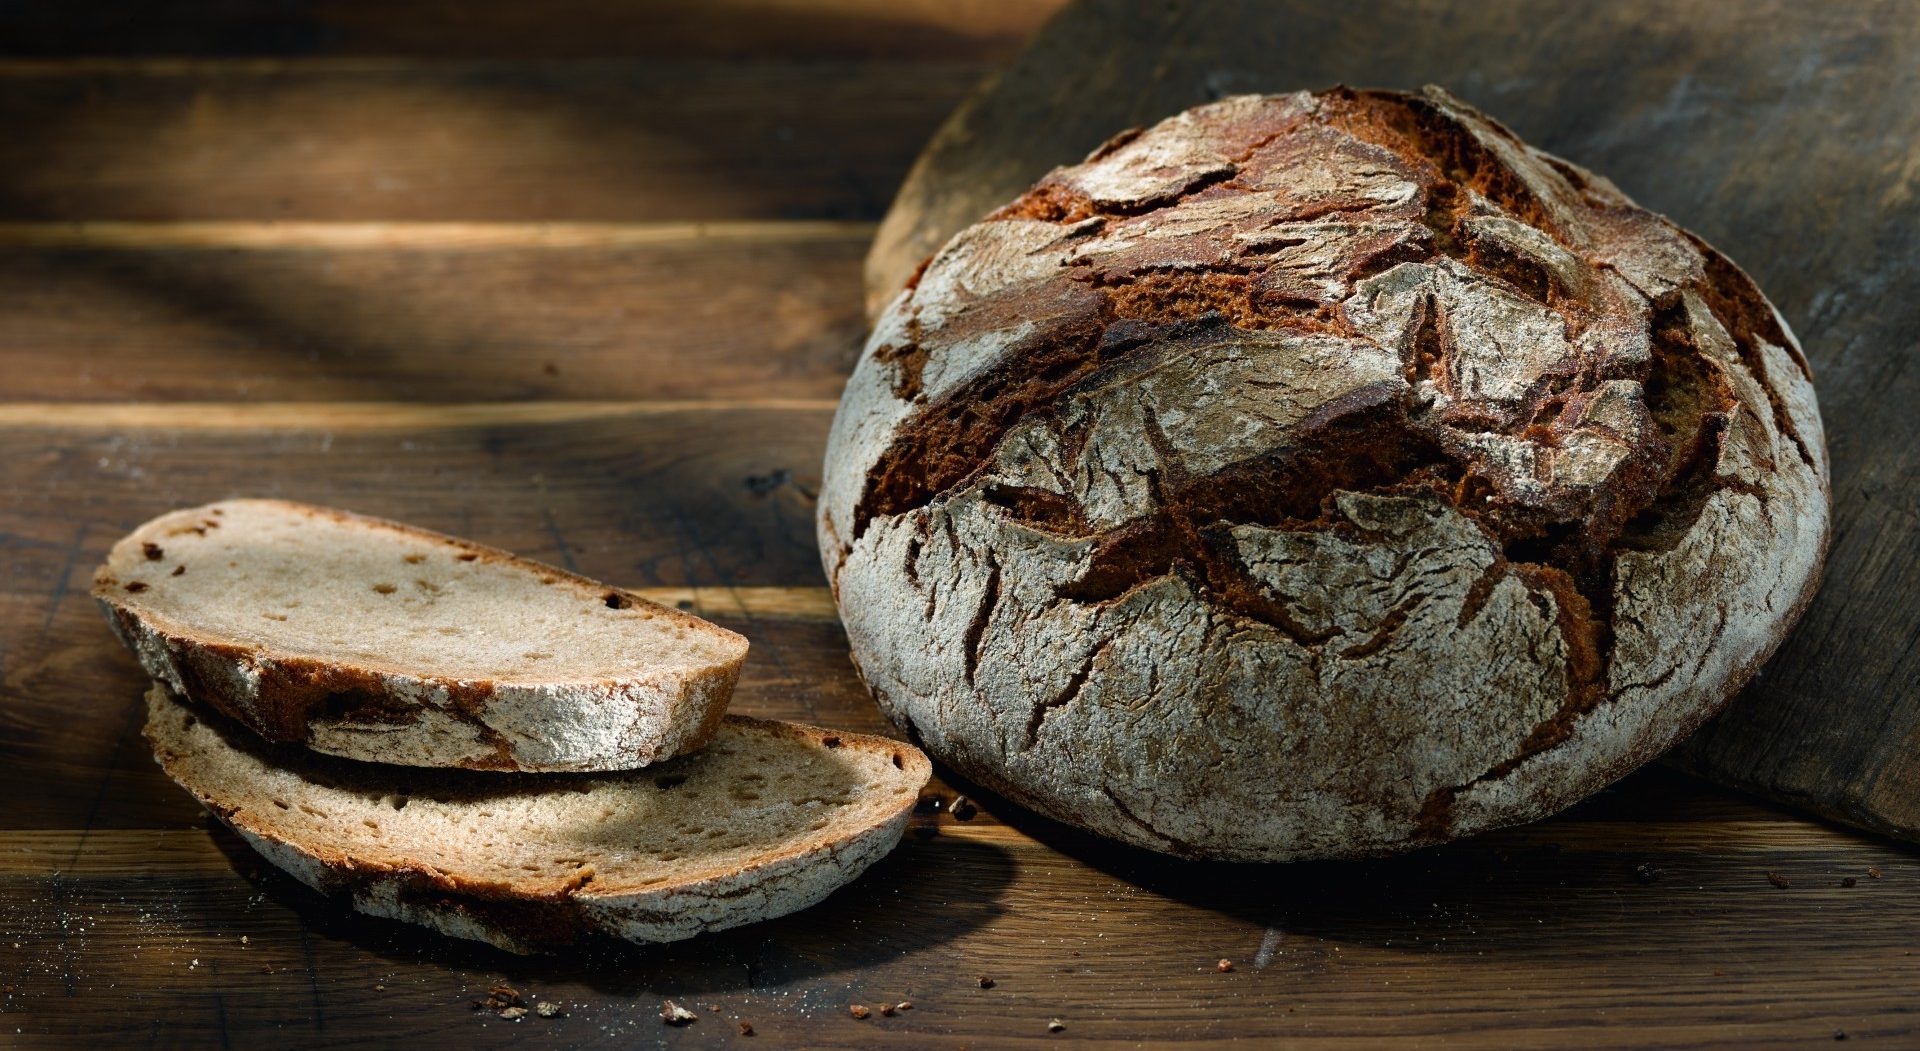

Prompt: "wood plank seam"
[0,57,982,76]
[0,220,877,249]
[0,819,1882,878]
[0,401,840,429]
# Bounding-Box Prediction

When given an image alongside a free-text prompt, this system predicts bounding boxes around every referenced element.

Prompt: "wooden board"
[867,0,1920,847]
[1,1,1916,1046]
[0,59,978,222]
[0,1,1060,61]
[0,222,872,402]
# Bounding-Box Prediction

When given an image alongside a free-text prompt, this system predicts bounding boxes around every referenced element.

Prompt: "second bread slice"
[145,685,931,953]
[96,500,748,772]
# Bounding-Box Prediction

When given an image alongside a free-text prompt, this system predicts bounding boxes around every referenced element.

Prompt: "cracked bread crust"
[820,86,1829,862]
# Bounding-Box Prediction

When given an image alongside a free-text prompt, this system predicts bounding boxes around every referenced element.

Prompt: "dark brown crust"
[850,92,1721,759]
[95,499,746,771]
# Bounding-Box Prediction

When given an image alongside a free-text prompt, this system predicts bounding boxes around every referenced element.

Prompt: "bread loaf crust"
[820,87,1829,861]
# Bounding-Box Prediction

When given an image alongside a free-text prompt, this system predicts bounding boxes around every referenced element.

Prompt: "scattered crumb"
[1634,862,1659,883]
[373,984,385,992]
[660,1000,697,1026]
[1048,1018,1066,1033]
[978,976,996,989]
[706,1004,720,1013]
[239,936,248,945]
[1868,868,1882,879]
[879,1003,896,1017]
[1841,877,1857,888]
[1216,959,1234,973]
[535,1002,562,1018]
[849,1004,871,1020]
[476,985,523,1012]
[738,1021,755,1036]
[1767,872,1792,890]
[896,1001,913,1012]
[498,1007,527,1022]
[950,795,978,821]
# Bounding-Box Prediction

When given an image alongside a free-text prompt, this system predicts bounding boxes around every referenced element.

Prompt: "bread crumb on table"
[535,1002,562,1018]
[1216,959,1234,973]
[738,1021,755,1036]
[849,1004,871,1020]
[660,1000,697,1026]
[1048,1018,1066,1033]
[475,985,523,1012]
[978,976,995,989]
[1767,872,1792,889]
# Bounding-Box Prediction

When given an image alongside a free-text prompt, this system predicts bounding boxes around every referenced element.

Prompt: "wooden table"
[0,3,1913,1046]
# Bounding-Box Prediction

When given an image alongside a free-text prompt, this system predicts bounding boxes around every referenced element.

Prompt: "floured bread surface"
[145,686,931,953]
[821,86,1830,861]
[96,500,748,772]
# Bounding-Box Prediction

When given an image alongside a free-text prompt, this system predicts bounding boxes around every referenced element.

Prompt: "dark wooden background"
[0,2,1914,1047]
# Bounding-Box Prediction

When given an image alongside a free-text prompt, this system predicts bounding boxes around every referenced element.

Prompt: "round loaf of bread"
[820,86,1829,861]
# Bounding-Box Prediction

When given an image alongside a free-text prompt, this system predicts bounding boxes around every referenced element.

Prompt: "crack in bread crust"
[821,86,1829,862]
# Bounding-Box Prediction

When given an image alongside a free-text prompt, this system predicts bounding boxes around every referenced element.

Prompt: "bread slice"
[96,500,748,772]
[145,685,931,952]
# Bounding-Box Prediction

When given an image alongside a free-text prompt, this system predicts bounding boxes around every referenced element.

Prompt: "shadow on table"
[927,763,1915,961]
[207,816,1016,992]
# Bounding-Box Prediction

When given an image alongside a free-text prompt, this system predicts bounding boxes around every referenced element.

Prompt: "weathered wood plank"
[0,60,979,222]
[865,0,1920,847]
[0,404,831,584]
[0,802,1913,1047]
[0,1,1065,62]
[0,221,868,401]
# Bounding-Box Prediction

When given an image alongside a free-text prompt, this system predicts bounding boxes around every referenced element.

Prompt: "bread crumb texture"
[144,687,930,953]
[820,86,1829,861]
[95,499,747,772]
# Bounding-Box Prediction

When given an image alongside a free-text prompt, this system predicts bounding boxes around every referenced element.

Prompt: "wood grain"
[0,1,1066,61]
[867,0,1920,847]
[3,788,1915,1047]
[0,222,870,401]
[0,59,978,222]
